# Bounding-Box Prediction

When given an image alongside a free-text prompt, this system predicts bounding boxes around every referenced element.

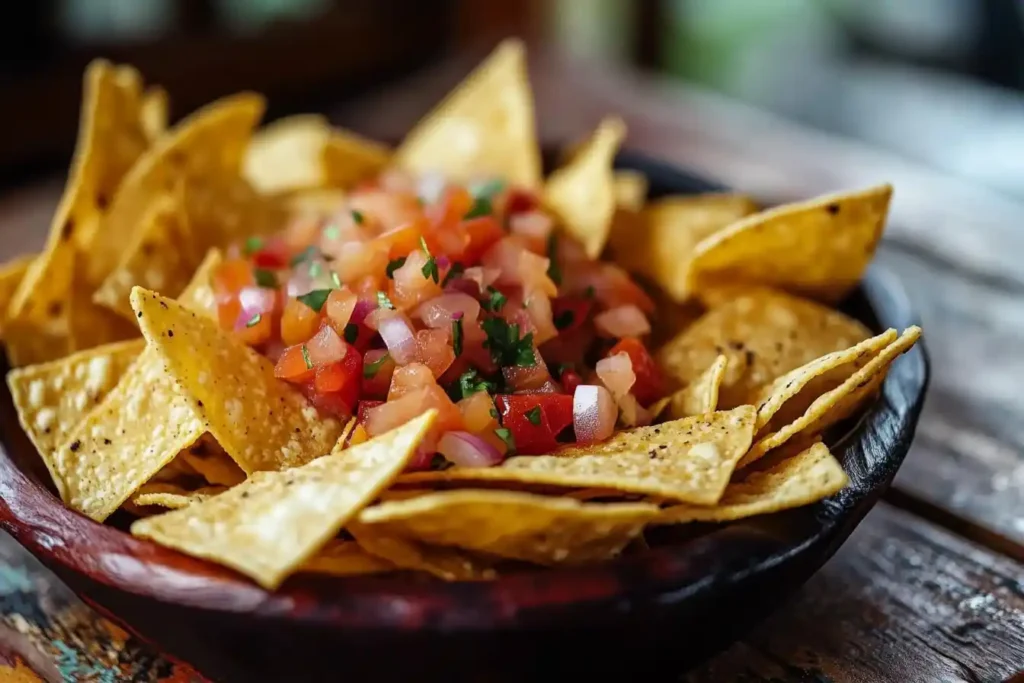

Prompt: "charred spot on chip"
[141,241,156,256]
[103,438,112,445]
[47,301,63,318]
[96,192,110,210]
[825,202,840,215]
[69,440,81,452]
[61,219,75,241]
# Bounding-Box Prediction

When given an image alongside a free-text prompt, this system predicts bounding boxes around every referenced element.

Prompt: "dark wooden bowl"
[0,153,928,682]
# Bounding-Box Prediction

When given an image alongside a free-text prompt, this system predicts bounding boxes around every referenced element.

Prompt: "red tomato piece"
[460,216,503,265]
[550,295,593,334]
[274,344,315,383]
[504,188,538,215]
[361,349,395,400]
[609,337,663,405]
[213,258,254,331]
[494,393,574,455]
[559,368,583,395]
[280,298,321,347]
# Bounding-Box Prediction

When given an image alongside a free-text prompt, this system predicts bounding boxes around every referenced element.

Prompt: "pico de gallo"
[214,171,664,470]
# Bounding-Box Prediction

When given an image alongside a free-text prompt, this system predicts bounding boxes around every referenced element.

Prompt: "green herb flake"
[546,233,562,286]
[525,406,542,425]
[376,291,395,310]
[451,317,464,357]
[386,256,407,279]
[555,362,574,378]
[489,406,500,420]
[331,271,342,288]
[363,352,391,379]
[481,317,536,368]
[351,210,365,225]
[253,269,278,288]
[343,323,359,344]
[297,289,332,313]
[290,245,322,267]
[464,196,492,220]
[323,223,340,240]
[442,262,465,287]
[245,313,262,328]
[419,237,439,283]
[301,345,312,369]
[429,454,453,471]
[553,309,574,330]
[484,287,507,313]
[494,427,516,454]
[243,236,264,255]
[454,369,495,400]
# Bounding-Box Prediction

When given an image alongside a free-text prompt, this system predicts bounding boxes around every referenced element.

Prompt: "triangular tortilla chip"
[395,39,541,187]
[658,442,848,524]
[400,406,756,505]
[651,354,728,421]
[0,254,35,339]
[130,411,436,589]
[358,490,657,566]
[612,170,648,211]
[348,522,497,581]
[657,288,872,410]
[176,249,223,318]
[86,92,264,286]
[321,129,391,189]
[131,482,226,510]
[244,114,332,194]
[178,435,246,487]
[140,85,169,143]
[686,184,892,304]
[130,287,343,473]
[544,117,625,258]
[299,540,395,577]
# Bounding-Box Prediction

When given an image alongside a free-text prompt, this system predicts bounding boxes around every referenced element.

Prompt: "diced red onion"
[351,298,375,325]
[444,278,481,297]
[593,305,651,339]
[415,293,481,328]
[286,257,336,297]
[573,385,617,445]
[234,286,276,331]
[437,431,504,468]
[378,314,418,365]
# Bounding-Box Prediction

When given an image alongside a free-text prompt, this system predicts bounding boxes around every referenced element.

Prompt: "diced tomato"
[483,238,557,297]
[250,237,289,269]
[281,298,320,346]
[494,393,574,455]
[373,220,426,260]
[460,216,504,264]
[560,368,583,395]
[307,389,353,419]
[390,250,442,310]
[356,400,384,425]
[388,362,437,401]
[504,188,538,215]
[415,328,455,378]
[274,344,314,383]
[213,258,254,330]
[427,186,473,230]
[235,312,272,346]
[609,337,663,405]
[332,240,389,286]
[458,391,498,432]
[523,293,557,345]
[313,342,361,400]
[349,189,421,231]
[361,349,395,399]
[324,288,358,335]
[551,295,593,334]
[305,324,348,366]
[364,385,462,437]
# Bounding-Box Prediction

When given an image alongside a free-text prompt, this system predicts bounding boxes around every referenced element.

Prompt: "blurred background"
[2,0,1023,197]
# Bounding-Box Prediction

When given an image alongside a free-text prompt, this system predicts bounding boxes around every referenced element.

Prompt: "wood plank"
[686,502,1024,682]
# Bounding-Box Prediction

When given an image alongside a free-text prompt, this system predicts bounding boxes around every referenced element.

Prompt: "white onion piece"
[595,352,636,400]
[304,325,347,366]
[573,385,617,444]
[618,393,653,428]
[509,210,554,243]
[593,305,651,339]
[286,257,336,297]
[378,314,418,365]
[235,287,277,330]
[416,171,449,205]
[437,431,504,468]
[415,293,481,328]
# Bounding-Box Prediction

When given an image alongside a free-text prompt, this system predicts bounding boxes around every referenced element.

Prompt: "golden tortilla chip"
[282,188,348,219]
[686,184,892,304]
[658,442,848,524]
[175,248,223,319]
[181,173,287,248]
[93,191,200,320]
[401,406,756,505]
[244,114,331,194]
[87,92,264,286]
[652,354,728,420]
[130,411,436,589]
[396,39,541,188]
[611,193,757,302]
[51,346,206,521]
[545,117,625,258]
[130,287,342,473]
[0,254,35,339]
[358,490,657,566]
[349,523,497,581]
[612,170,648,211]
[131,482,226,510]
[178,436,246,487]
[66,259,140,352]
[742,326,921,467]
[140,86,169,143]
[656,288,872,410]
[299,540,395,577]
[7,339,144,464]
[321,129,391,189]
[751,329,898,434]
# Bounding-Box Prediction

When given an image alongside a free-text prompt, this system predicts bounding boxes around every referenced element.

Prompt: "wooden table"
[2,50,1024,682]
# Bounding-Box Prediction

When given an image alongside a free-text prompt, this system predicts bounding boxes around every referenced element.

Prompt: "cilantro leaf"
[297,289,332,313]
[464,196,492,219]
[386,257,407,279]
[546,232,562,286]
[419,236,439,283]
[451,317,464,357]
[489,406,500,420]
[343,323,359,344]
[351,209,365,224]
[553,309,574,330]
[331,271,342,288]
[245,313,262,328]
[484,287,507,313]
[525,406,542,425]
[452,369,495,401]
[494,427,516,454]
[376,291,395,310]
[254,268,278,288]
[363,352,391,379]
[301,345,312,369]
[442,262,465,287]
[243,236,264,255]
[481,317,536,368]
[470,178,506,201]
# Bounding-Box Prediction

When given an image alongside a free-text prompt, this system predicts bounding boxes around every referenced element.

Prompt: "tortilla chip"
[658,442,848,524]
[7,339,144,464]
[299,540,395,577]
[182,173,287,249]
[611,194,757,301]
[87,92,264,287]
[686,184,892,304]
[130,411,436,589]
[178,436,246,487]
[545,117,626,258]
[51,346,206,521]
[130,287,342,473]
[131,482,226,510]
[67,259,140,352]
[358,490,657,566]
[244,114,331,194]
[0,254,35,339]
[751,329,898,434]
[141,86,169,143]
[93,191,200,320]
[348,523,497,581]
[283,188,348,219]
[395,39,541,188]
[741,326,922,467]
[401,406,756,505]
[175,249,223,319]
[321,130,391,189]
[612,170,648,211]
[656,288,872,410]
[652,354,728,420]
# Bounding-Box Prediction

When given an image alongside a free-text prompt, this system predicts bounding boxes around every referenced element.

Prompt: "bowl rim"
[0,150,929,632]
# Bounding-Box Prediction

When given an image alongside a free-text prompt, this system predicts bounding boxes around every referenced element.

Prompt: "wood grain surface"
[0,48,1022,681]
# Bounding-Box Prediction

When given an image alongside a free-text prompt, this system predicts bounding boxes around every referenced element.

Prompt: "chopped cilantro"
[451,317,464,357]
[470,178,506,200]
[442,262,465,287]
[363,353,391,379]
[253,268,278,288]
[331,271,342,288]
[243,236,264,255]
[351,209,365,224]
[553,309,574,330]
[481,317,536,367]
[546,233,562,286]
[376,291,395,310]
[525,406,542,425]
[489,406,500,420]
[464,196,492,219]
[323,223,340,240]
[584,285,596,299]
[297,289,331,313]
[454,369,495,400]
[385,256,407,279]
[343,323,359,344]
[465,180,503,220]
[419,236,439,283]
[555,362,574,378]
[245,313,262,328]
[494,427,516,454]
[484,287,507,313]
[301,345,312,369]
[430,454,453,471]
[290,245,323,267]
